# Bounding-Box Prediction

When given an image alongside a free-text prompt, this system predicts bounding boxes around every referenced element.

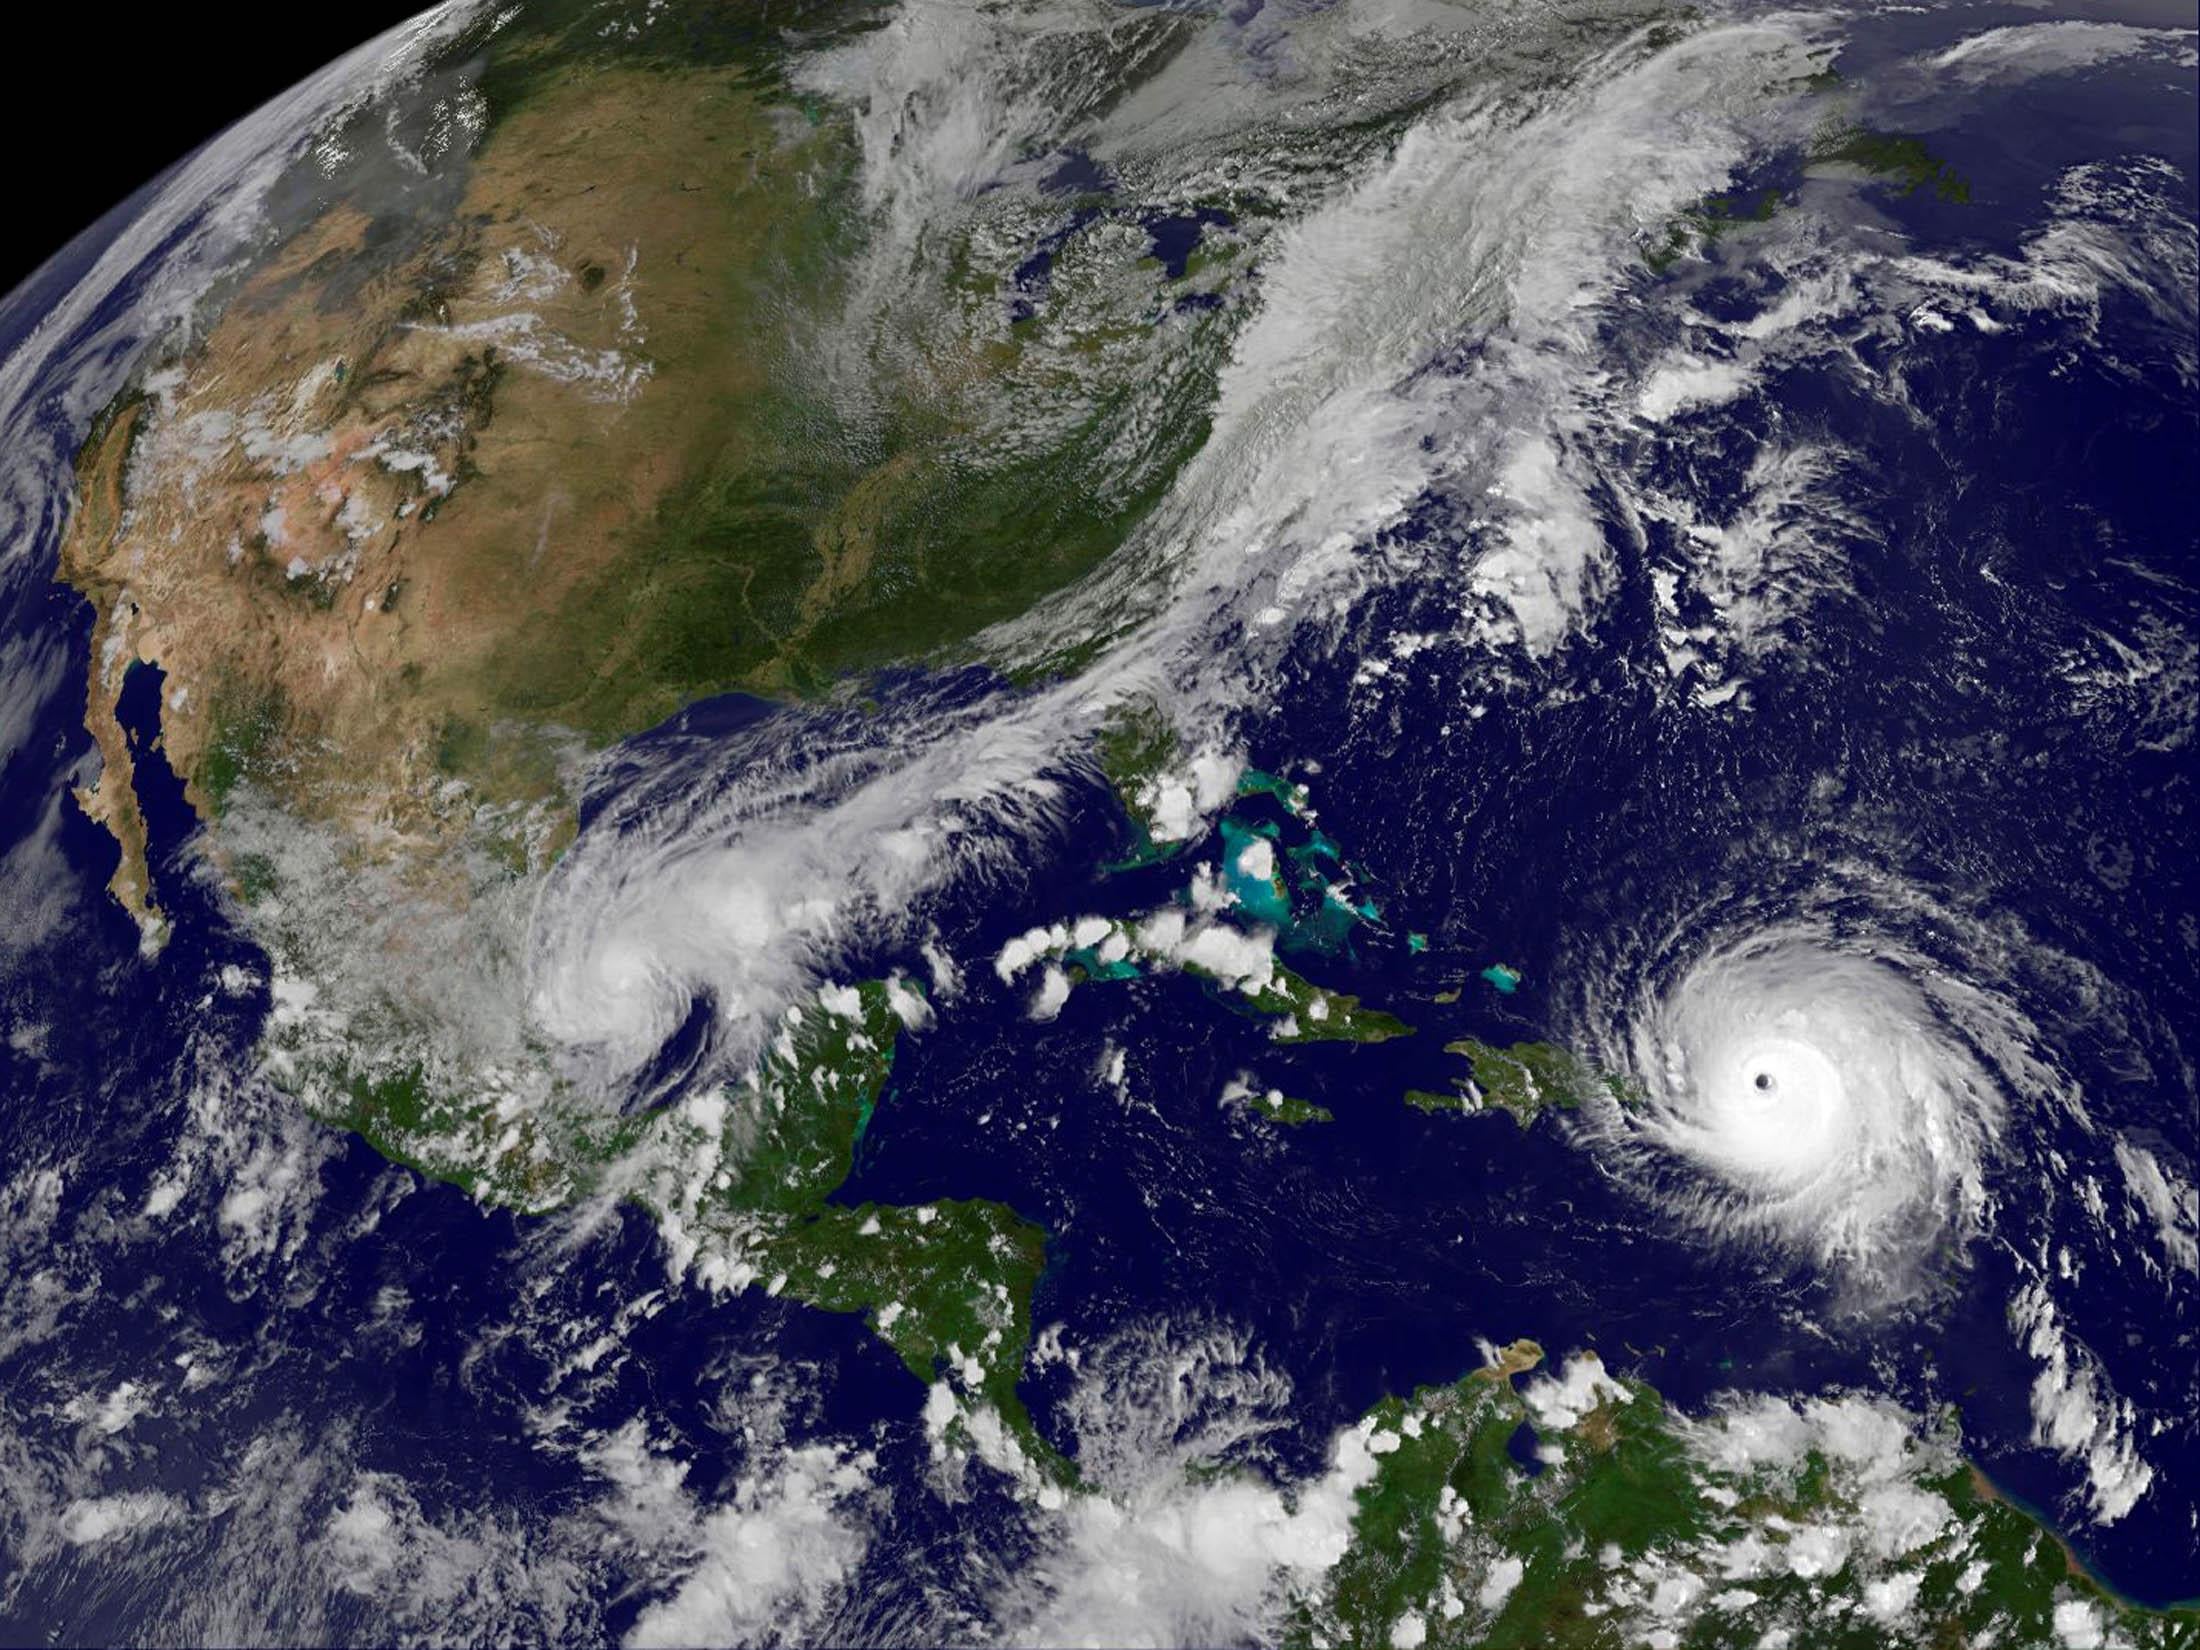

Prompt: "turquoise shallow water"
[0,0,2193,1638]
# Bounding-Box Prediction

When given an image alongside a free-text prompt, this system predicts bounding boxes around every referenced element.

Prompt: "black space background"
[3,6,434,300]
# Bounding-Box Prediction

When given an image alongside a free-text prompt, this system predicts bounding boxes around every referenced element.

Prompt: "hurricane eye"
[1754,1072,1773,1091]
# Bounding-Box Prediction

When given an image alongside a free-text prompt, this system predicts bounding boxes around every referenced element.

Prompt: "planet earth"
[0,0,2194,1644]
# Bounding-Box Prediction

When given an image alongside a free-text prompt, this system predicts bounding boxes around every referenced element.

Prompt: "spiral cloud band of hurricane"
[0,0,2189,1633]
[6,0,2175,1323]
[1588,922,2013,1293]
[510,0,2189,1113]
[517,9,1848,1086]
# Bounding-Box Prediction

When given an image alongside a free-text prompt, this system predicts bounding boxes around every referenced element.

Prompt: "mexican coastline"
[0,1,2193,1645]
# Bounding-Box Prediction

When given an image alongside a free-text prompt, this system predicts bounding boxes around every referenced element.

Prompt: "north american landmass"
[60,0,1235,944]
[40,1,2195,1639]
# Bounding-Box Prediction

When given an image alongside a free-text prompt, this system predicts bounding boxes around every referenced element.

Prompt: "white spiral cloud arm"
[1600,923,2010,1293]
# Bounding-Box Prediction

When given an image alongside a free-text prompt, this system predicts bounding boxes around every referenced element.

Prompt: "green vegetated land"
[469,98,1227,736]
[325,982,1062,1480]
[1648,121,1969,271]
[1228,962,1417,1044]
[1288,1343,2193,1649]
[460,10,1233,735]
[1231,1086,1335,1127]
[1406,1039,1605,1123]
[66,0,1248,917]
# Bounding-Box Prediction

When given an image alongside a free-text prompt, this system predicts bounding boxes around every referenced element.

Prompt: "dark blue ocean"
[0,2,2193,1640]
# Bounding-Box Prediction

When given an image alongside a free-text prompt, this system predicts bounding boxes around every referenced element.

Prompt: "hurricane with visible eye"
[1579,917,2023,1300]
